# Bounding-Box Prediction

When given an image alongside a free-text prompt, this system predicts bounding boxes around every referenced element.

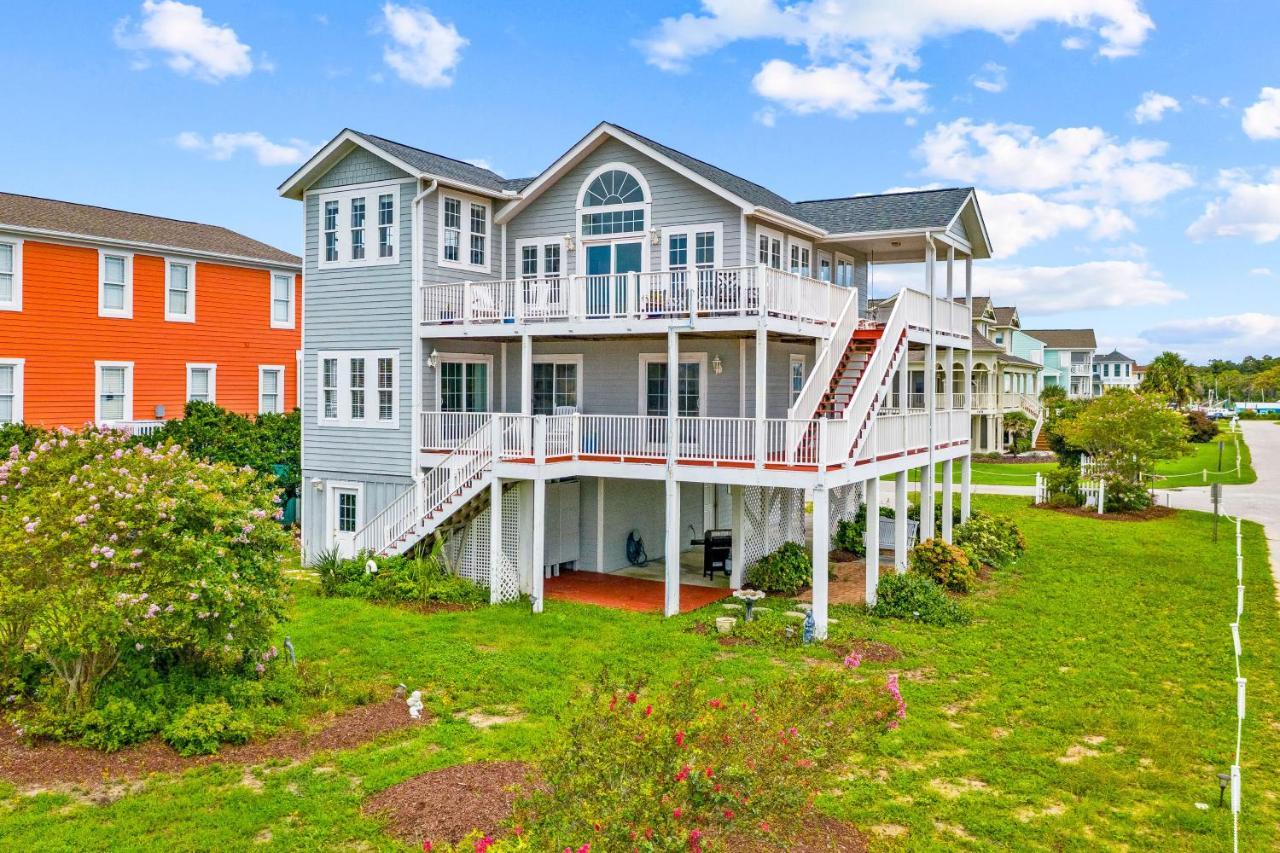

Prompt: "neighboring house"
[1025,329,1098,399]
[278,123,993,636]
[0,193,301,431]
[1094,349,1139,390]
[1134,363,1147,385]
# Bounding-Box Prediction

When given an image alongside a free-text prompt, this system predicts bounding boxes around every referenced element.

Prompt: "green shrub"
[510,668,901,849]
[1104,477,1152,512]
[906,492,962,528]
[832,505,895,557]
[908,538,978,593]
[1042,465,1083,507]
[77,698,164,752]
[1185,410,1219,443]
[0,423,51,455]
[746,541,812,595]
[140,401,301,493]
[162,700,253,756]
[870,573,971,627]
[311,540,488,606]
[954,512,1026,569]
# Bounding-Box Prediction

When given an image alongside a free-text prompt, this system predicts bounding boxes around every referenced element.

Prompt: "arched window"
[578,164,649,237]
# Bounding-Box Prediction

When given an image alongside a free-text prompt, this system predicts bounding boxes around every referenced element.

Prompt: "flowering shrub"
[1103,476,1153,512]
[0,428,290,720]
[870,573,971,627]
[908,539,978,593]
[1042,466,1083,507]
[953,512,1026,569]
[508,669,900,850]
[745,542,811,596]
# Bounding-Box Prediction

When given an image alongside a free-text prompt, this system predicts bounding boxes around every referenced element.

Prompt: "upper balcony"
[419,265,850,339]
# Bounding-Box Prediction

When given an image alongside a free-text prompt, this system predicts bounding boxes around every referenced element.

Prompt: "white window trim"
[432,352,494,413]
[317,184,400,270]
[95,360,134,423]
[98,250,134,319]
[787,236,814,277]
[576,162,653,244]
[515,236,566,279]
[164,257,197,323]
[755,225,784,269]
[660,223,724,272]
[296,350,304,410]
[0,236,23,312]
[0,358,24,423]
[573,235,652,275]
[270,270,297,330]
[326,480,365,549]
[531,353,584,412]
[258,365,286,415]
[317,349,401,428]
[637,352,709,416]
[789,354,806,406]
[186,363,217,404]
[438,190,492,274]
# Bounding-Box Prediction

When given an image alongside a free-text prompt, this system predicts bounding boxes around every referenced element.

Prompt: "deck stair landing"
[816,328,883,418]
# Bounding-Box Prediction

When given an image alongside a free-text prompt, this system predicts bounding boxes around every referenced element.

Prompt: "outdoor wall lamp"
[650,226,662,246]
[427,349,439,370]
[712,354,724,375]
[564,233,575,252]
[311,478,323,492]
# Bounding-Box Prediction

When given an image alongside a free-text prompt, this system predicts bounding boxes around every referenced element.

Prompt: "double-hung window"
[165,259,195,322]
[259,366,285,414]
[757,228,782,269]
[0,237,22,311]
[532,356,581,415]
[0,360,23,423]
[271,271,295,329]
[440,192,490,272]
[186,364,216,403]
[95,361,133,422]
[663,224,721,295]
[99,252,132,318]
[317,350,399,428]
[789,240,812,277]
[317,184,399,268]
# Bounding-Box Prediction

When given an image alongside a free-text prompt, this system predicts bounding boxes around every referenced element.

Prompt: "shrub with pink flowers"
[0,428,292,748]
[507,668,901,850]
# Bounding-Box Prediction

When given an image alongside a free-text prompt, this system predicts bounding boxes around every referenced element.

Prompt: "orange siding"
[0,239,300,428]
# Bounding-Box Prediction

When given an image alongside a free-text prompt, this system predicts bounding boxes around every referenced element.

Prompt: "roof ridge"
[795,187,973,204]
[0,191,240,234]
[352,129,509,180]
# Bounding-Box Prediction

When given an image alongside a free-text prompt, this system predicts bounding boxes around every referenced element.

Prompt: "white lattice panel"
[741,486,806,572]
[828,482,864,538]
[439,485,524,603]
[495,486,522,602]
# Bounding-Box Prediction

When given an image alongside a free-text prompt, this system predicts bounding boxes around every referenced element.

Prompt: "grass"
[1153,429,1256,486]
[887,459,1059,487]
[1,496,1277,850]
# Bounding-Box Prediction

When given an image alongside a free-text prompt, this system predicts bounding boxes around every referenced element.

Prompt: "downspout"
[924,230,937,488]
[409,179,437,488]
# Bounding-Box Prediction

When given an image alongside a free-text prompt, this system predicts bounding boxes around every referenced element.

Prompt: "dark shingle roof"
[992,306,1017,326]
[1024,329,1097,350]
[0,192,298,266]
[1095,349,1135,363]
[998,352,1039,368]
[352,130,517,194]
[793,188,974,233]
[971,330,1004,352]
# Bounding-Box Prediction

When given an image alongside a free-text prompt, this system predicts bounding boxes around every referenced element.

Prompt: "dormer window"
[578,164,649,237]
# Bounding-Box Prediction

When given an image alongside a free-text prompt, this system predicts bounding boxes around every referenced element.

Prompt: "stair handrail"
[786,286,860,421]
[353,415,495,556]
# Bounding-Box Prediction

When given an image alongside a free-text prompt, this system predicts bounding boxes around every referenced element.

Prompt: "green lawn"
[887,460,1059,487]
[1153,429,1256,486]
[2,496,1277,850]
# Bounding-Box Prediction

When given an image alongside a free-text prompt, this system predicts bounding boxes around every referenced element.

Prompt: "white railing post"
[572,411,581,461]
[1097,478,1105,515]
[490,415,501,460]
[462,280,472,324]
[627,270,639,318]
[687,276,698,321]
[817,419,828,481]
[534,414,546,467]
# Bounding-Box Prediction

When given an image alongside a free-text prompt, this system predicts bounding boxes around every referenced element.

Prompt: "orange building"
[0,193,301,430]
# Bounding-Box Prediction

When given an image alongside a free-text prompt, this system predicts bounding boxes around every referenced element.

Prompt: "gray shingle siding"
[310,147,410,191]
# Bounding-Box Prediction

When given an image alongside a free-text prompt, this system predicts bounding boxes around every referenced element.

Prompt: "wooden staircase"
[815,328,884,418]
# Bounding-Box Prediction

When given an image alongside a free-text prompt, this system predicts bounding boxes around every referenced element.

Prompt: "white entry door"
[329,484,361,557]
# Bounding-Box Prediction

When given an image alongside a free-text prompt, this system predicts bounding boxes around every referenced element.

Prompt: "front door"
[645,359,703,451]
[331,486,359,558]
[585,240,643,317]
[438,360,488,443]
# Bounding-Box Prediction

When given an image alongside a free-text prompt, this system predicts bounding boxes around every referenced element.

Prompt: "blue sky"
[2,1,1278,361]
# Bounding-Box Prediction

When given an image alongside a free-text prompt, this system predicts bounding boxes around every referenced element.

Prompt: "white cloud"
[1140,313,1280,360]
[380,3,466,89]
[114,0,253,82]
[1133,91,1180,123]
[1242,87,1280,140]
[1187,168,1280,243]
[978,191,1133,257]
[971,62,1007,94]
[751,59,927,117]
[917,118,1193,205]
[754,107,778,127]
[639,1,1151,118]
[175,131,313,166]
[873,260,1184,314]
[1061,35,1088,50]
[1249,267,1273,277]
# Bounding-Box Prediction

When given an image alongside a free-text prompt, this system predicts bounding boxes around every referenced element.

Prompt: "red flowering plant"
[508,667,900,850]
[0,428,290,718]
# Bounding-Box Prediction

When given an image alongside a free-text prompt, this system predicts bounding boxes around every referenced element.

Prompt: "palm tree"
[1141,351,1194,407]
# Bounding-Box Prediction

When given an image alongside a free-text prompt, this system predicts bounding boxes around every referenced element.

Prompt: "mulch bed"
[0,695,425,790]
[1036,503,1177,522]
[720,813,868,851]
[363,761,535,847]
[833,639,902,663]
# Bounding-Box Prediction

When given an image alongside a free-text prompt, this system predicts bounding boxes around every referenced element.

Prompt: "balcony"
[420,265,851,336]
[1070,363,1092,375]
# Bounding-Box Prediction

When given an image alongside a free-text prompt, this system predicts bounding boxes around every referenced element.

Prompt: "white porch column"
[864,477,880,606]
[961,454,973,522]
[488,477,504,604]
[520,334,533,416]
[941,459,954,543]
[923,237,937,542]
[964,253,974,457]
[667,328,679,464]
[531,476,546,613]
[754,324,767,468]
[729,484,746,588]
[664,477,681,617]
[894,470,908,573]
[811,485,830,639]
[947,244,955,300]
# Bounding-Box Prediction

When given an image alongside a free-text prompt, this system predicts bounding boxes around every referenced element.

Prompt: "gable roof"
[1024,329,1097,350]
[350,131,526,194]
[0,192,299,267]
[992,306,1018,326]
[956,295,994,320]
[970,330,1004,352]
[1095,349,1136,363]
[998,352,1039,368]
[793,187,975,234]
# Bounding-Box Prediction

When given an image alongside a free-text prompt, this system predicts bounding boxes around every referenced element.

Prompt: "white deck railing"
[421,265,853,329]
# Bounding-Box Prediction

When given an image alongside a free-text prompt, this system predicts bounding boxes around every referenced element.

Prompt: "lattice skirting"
[828,482,865,539]
[740,485,806,571]
[439,484,523,603]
